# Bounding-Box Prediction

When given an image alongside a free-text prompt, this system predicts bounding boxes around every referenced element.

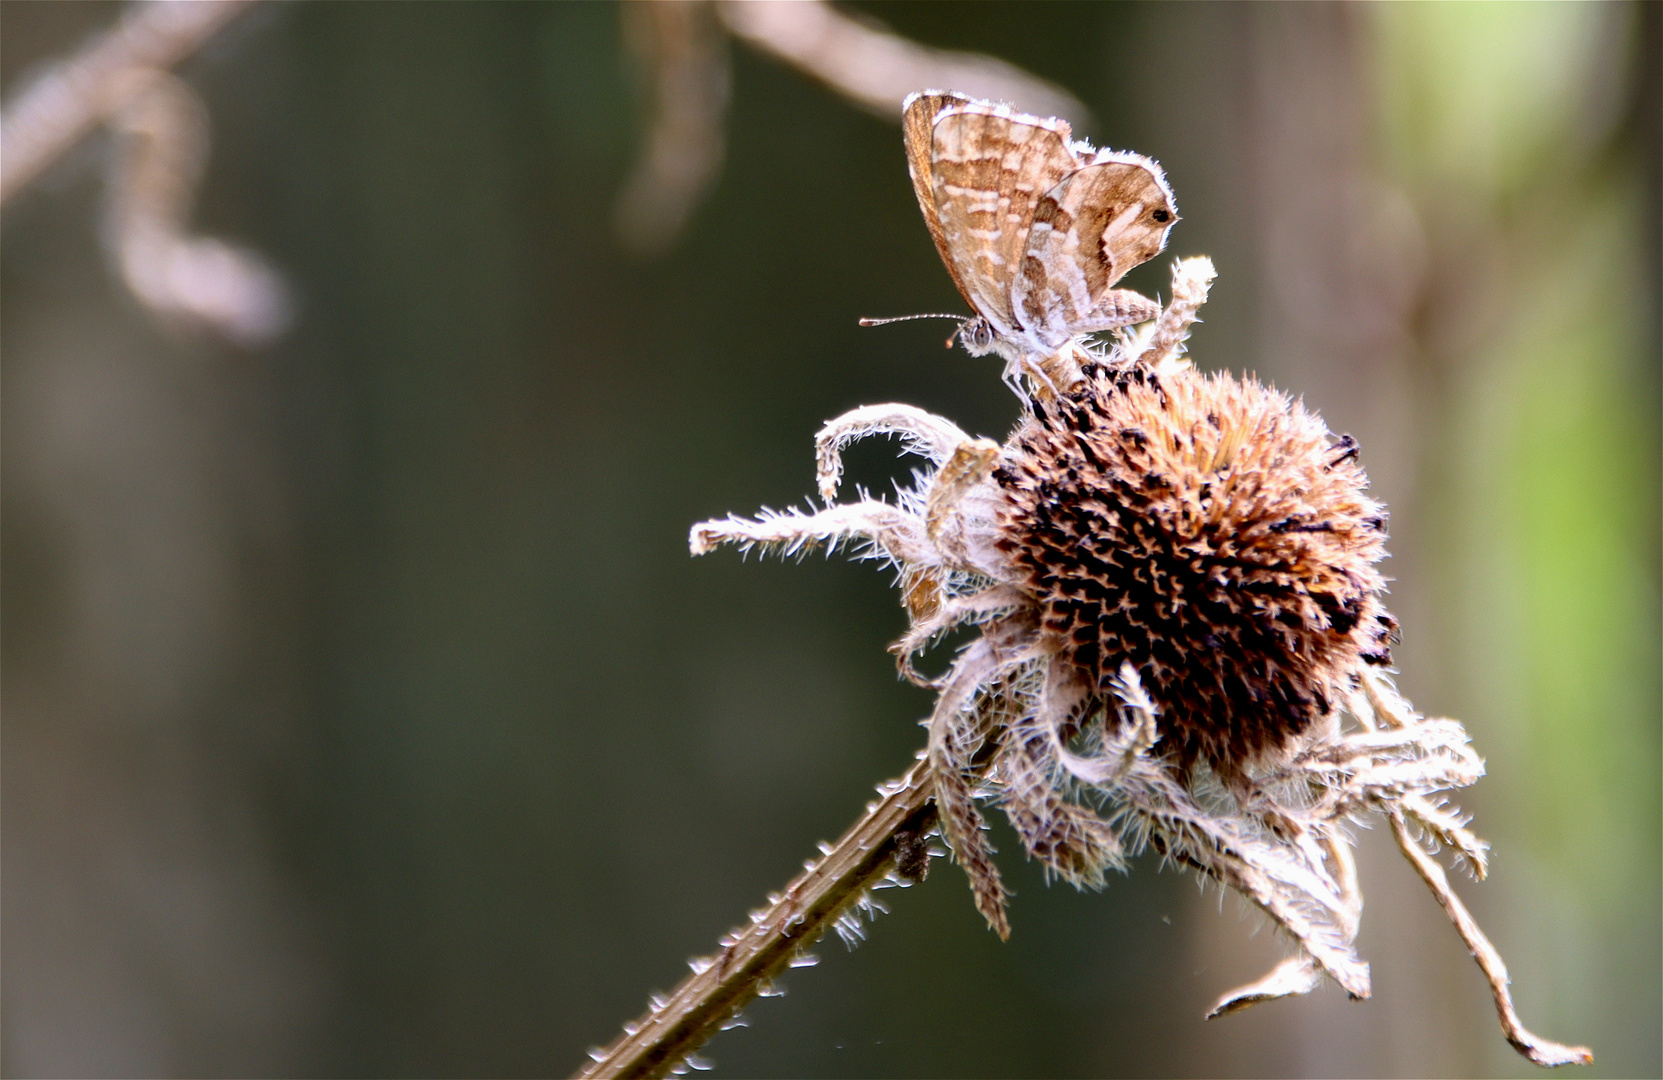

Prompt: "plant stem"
[572,758,937,1080]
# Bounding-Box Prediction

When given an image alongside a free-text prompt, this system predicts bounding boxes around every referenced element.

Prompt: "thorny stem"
[573,759,937,1079]
[1386,809,1593,1069]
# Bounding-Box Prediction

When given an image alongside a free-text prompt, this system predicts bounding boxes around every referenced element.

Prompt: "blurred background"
[2,2,1656,1076]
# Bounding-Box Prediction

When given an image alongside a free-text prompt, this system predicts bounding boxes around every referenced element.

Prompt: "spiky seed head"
[993,364,1398,774]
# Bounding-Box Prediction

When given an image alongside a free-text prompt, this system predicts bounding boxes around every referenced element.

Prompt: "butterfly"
[899,90,1178,388]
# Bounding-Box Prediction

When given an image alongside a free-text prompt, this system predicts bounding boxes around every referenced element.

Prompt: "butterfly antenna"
[857,313,965,327]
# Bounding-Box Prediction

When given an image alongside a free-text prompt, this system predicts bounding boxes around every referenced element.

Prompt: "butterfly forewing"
[927,106,1079,336]
[902,91,976,309]
[1013,160,1177,348]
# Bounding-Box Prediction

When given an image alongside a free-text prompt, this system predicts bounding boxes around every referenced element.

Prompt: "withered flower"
[689,257,1591,1069]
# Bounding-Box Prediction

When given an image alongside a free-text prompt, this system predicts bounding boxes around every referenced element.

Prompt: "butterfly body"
[902,91,1178,388]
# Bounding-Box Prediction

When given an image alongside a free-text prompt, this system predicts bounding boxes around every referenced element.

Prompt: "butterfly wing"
[927,104,1079,338]
[1013,155,1177,348]
[902,90,977,310]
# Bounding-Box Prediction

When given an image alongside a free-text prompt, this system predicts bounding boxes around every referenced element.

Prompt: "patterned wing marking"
[1013,157,1177,348]
[902,91,977,311]
[929,105,1079,336]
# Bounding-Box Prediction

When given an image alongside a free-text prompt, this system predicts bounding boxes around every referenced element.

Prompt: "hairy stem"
[573,760,937,1079]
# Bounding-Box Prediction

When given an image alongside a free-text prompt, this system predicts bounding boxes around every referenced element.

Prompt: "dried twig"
[1387,809,1593,1069]
[715,0,1089,128]
[105,68,289,344]
[613,0,1091,255]
[2,0,286,344]
[0,0,256,206]
[614,1,731,256]
[573,760,938,1079]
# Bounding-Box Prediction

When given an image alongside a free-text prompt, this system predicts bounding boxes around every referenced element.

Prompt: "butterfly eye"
[1151,208,1172,224]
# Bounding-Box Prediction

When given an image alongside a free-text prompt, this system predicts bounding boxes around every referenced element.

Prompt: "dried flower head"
[691,257,1591,1069]
[995,363,1398,776]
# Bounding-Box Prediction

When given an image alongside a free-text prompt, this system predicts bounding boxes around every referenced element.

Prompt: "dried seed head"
[686,251,1589,1069]
[994,364,1398,773]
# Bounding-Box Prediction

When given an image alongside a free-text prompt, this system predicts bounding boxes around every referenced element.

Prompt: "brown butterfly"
[897,90,1178,385]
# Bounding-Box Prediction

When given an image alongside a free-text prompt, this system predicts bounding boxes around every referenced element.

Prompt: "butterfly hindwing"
[1013,159,1177,348]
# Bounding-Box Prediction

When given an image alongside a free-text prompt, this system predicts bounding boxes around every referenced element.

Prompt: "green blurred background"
[2,2,1656,1076]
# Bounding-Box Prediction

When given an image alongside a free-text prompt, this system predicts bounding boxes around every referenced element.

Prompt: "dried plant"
[0,0,255,205]
[103,67,290,345]
[0,0,288,345]
[578,256,1592,1077]
[613,0,1088,256]
[613,1,732,256]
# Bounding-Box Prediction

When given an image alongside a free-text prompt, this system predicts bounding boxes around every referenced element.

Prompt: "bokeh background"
[2,2,1657,1077]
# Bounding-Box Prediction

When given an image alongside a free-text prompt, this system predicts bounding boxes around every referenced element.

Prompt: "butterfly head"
[952,316,999,357]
